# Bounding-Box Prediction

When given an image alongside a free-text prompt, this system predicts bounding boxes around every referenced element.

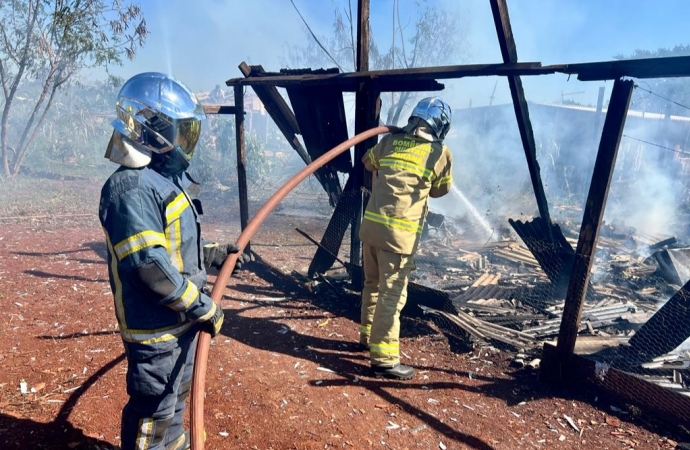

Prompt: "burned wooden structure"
[214,0,690,431]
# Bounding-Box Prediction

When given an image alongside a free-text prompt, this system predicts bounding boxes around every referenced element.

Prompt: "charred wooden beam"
[225,62,556,88]
[350,0,380,290]
[238,62,342,206]
[490,0,551,224]
[237,62,301,139]
[370,79,444,92]
[564,55,690,81]
[286,85,348,205]
[285,86,351,173]
[555,79,634,364]
[237,68,443,92]
[227,55,690,89]
[233,86,250,253]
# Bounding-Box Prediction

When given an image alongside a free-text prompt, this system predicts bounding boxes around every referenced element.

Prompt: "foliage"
[285,0,468,125]
[188,116,273,186]
[615,45,690,115]
[25,76,122,175]
[246,130,275,182]
[190,115,237,187]
[0,0,148,180]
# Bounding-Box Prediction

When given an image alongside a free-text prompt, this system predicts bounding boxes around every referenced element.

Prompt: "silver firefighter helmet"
[112,72,206,161]
[410,97,452,141]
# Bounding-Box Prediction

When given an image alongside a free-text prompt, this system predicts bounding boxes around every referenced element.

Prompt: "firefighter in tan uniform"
[359,97,453,380]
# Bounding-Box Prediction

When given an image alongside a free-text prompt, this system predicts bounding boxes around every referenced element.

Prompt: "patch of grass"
[0,177,102,219]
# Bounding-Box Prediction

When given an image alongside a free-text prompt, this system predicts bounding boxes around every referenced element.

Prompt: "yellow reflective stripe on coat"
[120,321,195,345]
[364,210,422,234]
[113,230,167,260]
[379,158,433,180]
[167,281,199,312]
[432,174,452,187]
[359,324,371,336]
[370,341,399,356]
[367,146,379,169]
[165,192,189,270]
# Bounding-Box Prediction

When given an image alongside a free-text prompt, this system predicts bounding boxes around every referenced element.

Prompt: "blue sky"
[102,0,690,110]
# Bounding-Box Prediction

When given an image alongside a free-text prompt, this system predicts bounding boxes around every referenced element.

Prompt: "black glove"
[199,302,224,337]
[233,252,250,274]
[203,242,241,270]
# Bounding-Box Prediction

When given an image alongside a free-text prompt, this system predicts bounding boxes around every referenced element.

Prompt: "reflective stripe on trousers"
[120,332,197,450]
[360,243,415,366]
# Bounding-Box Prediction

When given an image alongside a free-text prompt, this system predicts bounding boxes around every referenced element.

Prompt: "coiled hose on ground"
[190,125,399,449]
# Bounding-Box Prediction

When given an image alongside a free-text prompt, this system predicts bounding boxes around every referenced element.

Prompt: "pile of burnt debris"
[406,213,690,395]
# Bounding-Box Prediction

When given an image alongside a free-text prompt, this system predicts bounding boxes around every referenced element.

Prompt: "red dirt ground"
[0,180,688,449]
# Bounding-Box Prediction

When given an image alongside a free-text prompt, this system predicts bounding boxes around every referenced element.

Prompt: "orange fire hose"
[190,125,399,449]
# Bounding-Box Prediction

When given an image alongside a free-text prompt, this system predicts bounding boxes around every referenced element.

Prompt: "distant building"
[197,89,285,151]
[454,101,690,198]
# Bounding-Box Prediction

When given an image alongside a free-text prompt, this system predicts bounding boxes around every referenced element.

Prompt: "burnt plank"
[565,55,690,81]
[234,86,250,253]
[225,62,554,88]
[286,86,352,174]
[490,0,551,224]
[239,63,342,206]
[227,56,690,88]
[238,63,300,136]
[350,0,380,289]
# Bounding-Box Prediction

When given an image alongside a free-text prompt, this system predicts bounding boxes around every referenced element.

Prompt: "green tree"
[615,45,690,115]
[286,0,469,125]
[31,75,122,173]
[0,0,147,180]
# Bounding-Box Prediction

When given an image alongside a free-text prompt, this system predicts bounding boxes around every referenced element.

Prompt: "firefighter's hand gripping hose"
[190,125,399,449]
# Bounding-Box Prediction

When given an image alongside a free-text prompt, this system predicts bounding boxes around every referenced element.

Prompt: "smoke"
[426,81,690,246]
[605,116,689,237]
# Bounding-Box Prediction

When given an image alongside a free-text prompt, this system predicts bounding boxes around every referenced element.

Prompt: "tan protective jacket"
[359,123,453,255]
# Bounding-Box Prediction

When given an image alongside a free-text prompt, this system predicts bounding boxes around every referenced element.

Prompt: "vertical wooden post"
[490,0,551,224]
[350,0,376,289]
[555,78,634,362]
[234,85,250,253]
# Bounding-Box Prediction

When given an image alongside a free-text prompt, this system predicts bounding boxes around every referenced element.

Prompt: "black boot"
[372,363,414,380]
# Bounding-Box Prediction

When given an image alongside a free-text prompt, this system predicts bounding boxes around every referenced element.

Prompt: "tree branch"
[289,0,345,71]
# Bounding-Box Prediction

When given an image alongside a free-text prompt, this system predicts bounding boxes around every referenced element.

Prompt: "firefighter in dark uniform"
[99,72,242,450]
[359,97,453,380]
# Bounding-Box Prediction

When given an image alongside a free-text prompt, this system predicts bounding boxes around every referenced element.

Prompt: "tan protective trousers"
[359,242,415,366]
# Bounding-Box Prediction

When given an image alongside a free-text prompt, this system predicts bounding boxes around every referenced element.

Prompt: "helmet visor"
[115,99,201,160]
[175,118,201,160]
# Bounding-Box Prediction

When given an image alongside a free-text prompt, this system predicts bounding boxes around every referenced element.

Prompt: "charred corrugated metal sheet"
[509,217,593,300]
[453,284,512,304]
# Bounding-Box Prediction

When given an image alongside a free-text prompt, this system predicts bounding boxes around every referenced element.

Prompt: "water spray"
[449,184,494,240]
